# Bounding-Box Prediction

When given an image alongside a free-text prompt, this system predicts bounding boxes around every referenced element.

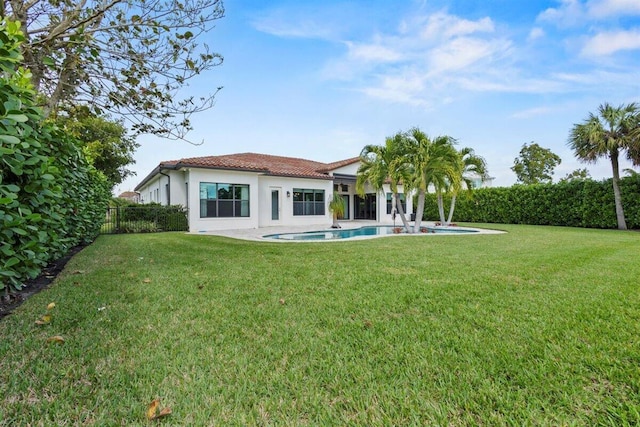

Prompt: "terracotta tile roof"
[136,153,361,190]
[170,153,352,180]
[317,157,360,173]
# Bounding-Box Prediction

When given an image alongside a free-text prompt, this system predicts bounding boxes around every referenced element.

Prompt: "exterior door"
[354,194,376,220]
[271,189,280,221]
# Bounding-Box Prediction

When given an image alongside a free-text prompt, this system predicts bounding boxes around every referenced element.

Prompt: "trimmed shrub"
[421,176,640,229]
[0,20,111,295]
[104,204,188,233]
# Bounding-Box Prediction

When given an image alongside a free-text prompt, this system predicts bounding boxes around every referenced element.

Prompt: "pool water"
[264,225,478,240]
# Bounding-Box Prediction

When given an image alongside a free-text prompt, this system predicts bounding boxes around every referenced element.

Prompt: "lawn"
[1,224,639,425]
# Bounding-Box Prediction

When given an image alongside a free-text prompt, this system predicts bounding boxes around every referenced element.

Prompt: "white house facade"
[134,152,414,233]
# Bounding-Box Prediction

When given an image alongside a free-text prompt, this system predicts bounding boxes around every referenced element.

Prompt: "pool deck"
[191,221,505,241]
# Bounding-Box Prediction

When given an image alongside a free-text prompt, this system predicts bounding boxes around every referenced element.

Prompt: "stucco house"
[116,191,141,203]
[134,152,414,233]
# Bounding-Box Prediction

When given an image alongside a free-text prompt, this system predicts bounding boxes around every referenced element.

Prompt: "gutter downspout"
[159,169,170,205]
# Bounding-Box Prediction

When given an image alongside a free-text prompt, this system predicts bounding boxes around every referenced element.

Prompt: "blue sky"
[117,0,640,193]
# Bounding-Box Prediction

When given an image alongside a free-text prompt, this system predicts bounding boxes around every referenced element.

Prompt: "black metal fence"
[101,206,189,234]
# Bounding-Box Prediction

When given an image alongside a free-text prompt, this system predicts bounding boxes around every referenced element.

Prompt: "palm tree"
[568,103,640,230]
[328,192,345,228]
[356,133,413,232]
[405,128,459,232]
[445,147,488,225]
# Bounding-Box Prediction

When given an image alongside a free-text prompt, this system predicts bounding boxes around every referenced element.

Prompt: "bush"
[420,176,640,229]
[0,19,110,295]
[104,204,188,233]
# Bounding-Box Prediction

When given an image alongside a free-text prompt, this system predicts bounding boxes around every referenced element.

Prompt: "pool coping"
[191,221,506,242]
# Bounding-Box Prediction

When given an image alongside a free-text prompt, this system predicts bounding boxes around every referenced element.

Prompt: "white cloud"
[428,37,510,73]
[251,5,349,41]
[528,27,545,41]
[537,0,585,27]
[587,0,640,18]
[253,17,336,40]
[419,13,495,40]
[581,29,640,56]
[345,41,404,63]
[537,0,640,25]
[457,76,566,94]
[359,72,428,107]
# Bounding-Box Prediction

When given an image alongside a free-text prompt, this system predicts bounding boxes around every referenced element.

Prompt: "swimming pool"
[263,225,479,241]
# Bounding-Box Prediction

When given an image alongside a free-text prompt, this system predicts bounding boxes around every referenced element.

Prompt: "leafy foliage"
[559,168,591,183]
[328,192,345,227]
[52,106,139,186]
[4,0,224,141]
[1,19,111,295]
[357,133,413,231]
[568,102,640,230]
[419,176,640,229]
[103,203,188,233]
[511,142,562,185]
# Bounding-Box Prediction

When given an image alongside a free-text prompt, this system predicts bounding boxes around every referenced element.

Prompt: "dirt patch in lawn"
[0,244,87,321]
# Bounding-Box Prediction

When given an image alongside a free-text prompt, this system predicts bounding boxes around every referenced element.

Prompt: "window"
[293,189,325,216]
[200,183,250,218]
[386,193,406,214]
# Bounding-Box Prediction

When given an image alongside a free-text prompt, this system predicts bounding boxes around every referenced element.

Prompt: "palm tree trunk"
[394,193,411,232]
[437,192,446,224]
[413,190,425,233]
[446,194,457,225]
[610,149,627,230]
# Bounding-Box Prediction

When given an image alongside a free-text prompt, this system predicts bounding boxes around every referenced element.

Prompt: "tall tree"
[53,106,138,186]
[356,133,413,232]
[568,102,640,230]
[445,147,488,225]
[511,142,562,184]
[3,0,224,141]
[404,128,459,232]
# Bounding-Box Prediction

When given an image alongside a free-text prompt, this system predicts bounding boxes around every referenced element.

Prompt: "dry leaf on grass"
[47,335,65,343]
[147,398,172,420]
[142,278,151,283]
[47,302,56,310]
[147,399,160,420]
[35,314,51,325]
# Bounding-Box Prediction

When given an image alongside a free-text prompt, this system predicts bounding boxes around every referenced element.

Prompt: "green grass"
[1,224,639,425]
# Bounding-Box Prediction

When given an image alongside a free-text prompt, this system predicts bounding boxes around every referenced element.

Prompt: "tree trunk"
[446,194,457,225]
[437,191,446,224]
[332,213,340,228]
[394,192,411,233]
[413,190,425,233]
[610,149,627,230]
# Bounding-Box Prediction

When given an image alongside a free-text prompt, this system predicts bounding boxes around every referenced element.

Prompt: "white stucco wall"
[137,169,185,206]
[257,176,334,228]
[330,162,360,176]
[185,168,260,232]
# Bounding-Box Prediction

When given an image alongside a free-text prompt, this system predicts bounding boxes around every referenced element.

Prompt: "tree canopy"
[356,128,488,232]
[568,102,640,230]
[559,168,591,183]
[511,142,561,185]
[2,0,224,141]
[53,106,139,185]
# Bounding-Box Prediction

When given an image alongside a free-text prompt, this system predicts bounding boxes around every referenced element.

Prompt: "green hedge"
[0,20,111,294]
[420,176,640,229]
[104,203,189,233]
